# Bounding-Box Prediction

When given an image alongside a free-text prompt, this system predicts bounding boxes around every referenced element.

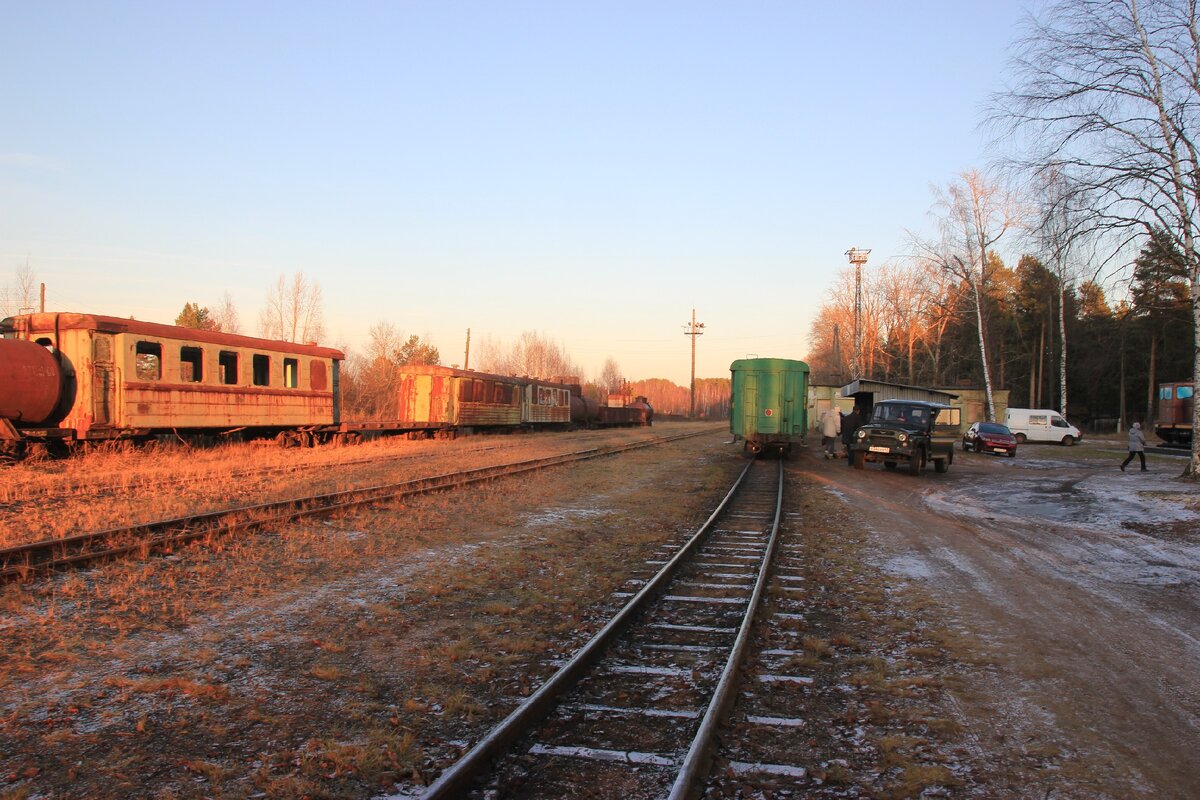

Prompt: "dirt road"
[799,442,1200,798]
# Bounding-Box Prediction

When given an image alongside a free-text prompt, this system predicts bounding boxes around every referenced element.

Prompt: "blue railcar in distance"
[729,358,809,456]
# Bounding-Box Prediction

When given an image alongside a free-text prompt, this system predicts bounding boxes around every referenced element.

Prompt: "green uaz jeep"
[850,400,960,475]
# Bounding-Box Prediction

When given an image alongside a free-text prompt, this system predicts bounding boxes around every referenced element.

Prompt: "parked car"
[962,421,1018,457]
[1003,408,1081,445]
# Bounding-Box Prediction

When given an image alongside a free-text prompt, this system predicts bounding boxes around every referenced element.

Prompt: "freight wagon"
[729,357,809,456]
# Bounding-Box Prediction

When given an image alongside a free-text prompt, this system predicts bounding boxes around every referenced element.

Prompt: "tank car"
[0,312,343,454]
[729,357,809,456]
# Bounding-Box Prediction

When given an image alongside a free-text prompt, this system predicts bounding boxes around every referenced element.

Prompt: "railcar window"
[459,381,472,402]
[512,387,520,404]
[1161,386,1174,400]
[283,358,299,388]
[219,351,238,385]
[311,360,327,391]
[493,383,504,403]
[1180,386,1194,400]
[135,341,162,381]
[180,346,203,382]
[474,380,484,402]
[252,354,270,386]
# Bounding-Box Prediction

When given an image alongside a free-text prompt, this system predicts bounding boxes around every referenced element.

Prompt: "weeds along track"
[0,438,542,516]
[422,456,791,800]
[0,432,703,582]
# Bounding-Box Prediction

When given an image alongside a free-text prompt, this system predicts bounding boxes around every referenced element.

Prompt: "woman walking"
[1121,422,1148,472]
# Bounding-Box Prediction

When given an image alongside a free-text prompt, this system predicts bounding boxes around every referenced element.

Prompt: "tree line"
[808,0,1199,477]
[807,226,1193,427]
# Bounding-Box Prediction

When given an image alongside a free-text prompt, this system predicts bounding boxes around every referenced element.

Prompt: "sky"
[0,1,1034,386]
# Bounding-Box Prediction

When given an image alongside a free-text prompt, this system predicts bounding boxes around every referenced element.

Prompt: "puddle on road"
[931,465,1199,532]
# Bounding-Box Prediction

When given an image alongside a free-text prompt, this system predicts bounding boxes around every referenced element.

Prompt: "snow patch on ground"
[523,506,610,527]
[925,459,1200,593]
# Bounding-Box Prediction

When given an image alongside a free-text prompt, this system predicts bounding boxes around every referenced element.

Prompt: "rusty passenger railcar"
[0,312,343,452]
[521,378,573,426]
[395,365,525,432]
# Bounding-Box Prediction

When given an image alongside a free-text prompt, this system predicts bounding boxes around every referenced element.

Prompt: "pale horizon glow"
[1,2,1029,385]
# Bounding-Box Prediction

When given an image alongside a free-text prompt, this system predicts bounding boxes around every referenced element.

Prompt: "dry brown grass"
[0,422,725,798]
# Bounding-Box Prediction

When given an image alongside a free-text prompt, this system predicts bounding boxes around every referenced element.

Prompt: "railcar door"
[331,360,341,425]
[742,373,758,436]
[92,333,115,426]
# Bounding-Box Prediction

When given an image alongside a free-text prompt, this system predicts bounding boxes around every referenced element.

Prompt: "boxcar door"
[782,370,796,435]
[413,375,433,422]
[742,374,758,436]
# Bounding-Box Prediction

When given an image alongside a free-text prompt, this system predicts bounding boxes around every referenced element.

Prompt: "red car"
[962,422,1018,457]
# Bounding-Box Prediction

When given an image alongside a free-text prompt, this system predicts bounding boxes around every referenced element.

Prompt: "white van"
[1003,408,1082,445]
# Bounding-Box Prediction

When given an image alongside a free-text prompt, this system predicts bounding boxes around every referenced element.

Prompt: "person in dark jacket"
[841,406,864,464]
[1121,421,1148,471]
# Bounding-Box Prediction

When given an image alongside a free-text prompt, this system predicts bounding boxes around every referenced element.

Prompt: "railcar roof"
[394,363,580,389]
[1,312,344,359]
[729,357,809,370]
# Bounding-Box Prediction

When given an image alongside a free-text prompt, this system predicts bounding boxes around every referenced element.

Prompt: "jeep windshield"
[871,404,932,427]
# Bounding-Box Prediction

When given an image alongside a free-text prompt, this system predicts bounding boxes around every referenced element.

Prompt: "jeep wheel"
[934,457,948,473]
[909,449,923,476]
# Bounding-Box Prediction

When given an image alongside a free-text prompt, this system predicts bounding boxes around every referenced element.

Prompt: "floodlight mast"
[845,247,870,379]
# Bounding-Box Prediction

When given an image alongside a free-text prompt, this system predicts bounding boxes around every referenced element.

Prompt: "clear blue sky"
[1,1,1030,385]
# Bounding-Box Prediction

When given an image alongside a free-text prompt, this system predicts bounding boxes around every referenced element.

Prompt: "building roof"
[840,378,958,404]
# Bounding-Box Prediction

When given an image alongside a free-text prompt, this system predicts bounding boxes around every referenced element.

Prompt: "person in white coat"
[820,407,842,459]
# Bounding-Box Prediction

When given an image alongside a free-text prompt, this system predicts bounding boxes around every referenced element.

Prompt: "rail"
[421,456,785,799]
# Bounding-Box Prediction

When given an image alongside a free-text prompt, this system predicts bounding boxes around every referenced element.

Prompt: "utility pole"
[845,248,870,379]
[683,308,705,419]
[464,328,471,370]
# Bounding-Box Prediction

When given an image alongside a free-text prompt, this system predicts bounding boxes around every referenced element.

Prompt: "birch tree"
[996,0,1200,476]
[913,170,1025,421]
[259,272,325,344]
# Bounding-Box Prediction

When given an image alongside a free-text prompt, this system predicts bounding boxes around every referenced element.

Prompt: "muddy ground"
[0,425,1197,799]
[803,435,1200,798]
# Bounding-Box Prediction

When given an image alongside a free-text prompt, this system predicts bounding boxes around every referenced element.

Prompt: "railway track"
[0,432,703,581]
[421,456,801,799]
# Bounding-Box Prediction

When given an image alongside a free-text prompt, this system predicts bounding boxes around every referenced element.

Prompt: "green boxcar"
[729,358,809,456]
